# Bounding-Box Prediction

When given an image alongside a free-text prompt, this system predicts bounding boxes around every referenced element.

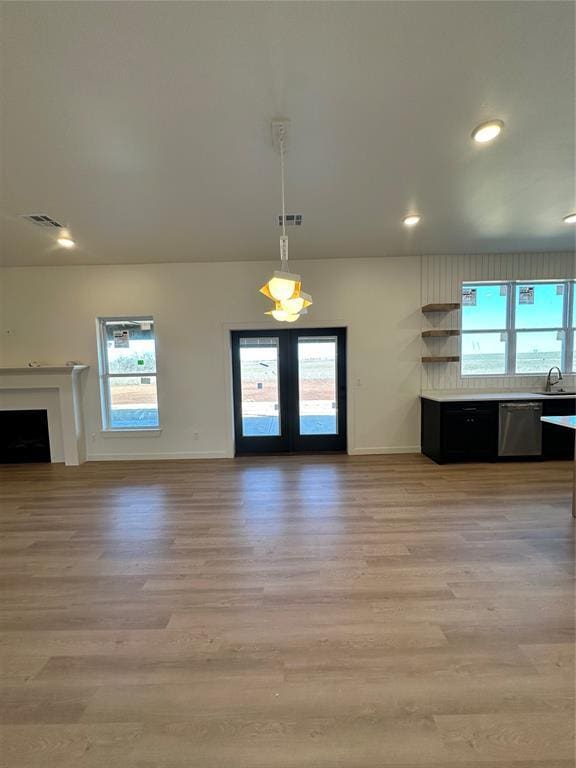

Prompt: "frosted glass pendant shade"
[260,271,301,302]
[265,305,308,323]
[265,308,295,322]
[279,292,312,314]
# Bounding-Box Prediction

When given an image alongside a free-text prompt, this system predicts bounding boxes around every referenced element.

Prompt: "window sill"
[101,428,162,436]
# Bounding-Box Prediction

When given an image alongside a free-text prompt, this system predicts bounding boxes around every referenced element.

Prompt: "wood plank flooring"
[0,454,574,767]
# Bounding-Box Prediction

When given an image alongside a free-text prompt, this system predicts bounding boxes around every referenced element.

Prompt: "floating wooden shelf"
[422,303,460,313]
[421,330,460,338]
[422,355,460,363]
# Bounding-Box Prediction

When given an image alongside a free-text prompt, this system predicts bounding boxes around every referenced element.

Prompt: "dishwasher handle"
[500,402,542,410]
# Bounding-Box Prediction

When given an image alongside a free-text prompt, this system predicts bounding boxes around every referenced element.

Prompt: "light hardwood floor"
[0,454,574,767]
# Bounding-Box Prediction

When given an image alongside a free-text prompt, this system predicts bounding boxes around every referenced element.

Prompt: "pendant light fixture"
[260,120,312,322]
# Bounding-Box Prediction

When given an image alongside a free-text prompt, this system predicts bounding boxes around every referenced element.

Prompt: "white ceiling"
[1,1,575,267]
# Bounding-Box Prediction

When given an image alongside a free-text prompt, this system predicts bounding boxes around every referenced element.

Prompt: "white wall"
[421,252,576,390]
[0,257,422,460]
[2,251,573,462]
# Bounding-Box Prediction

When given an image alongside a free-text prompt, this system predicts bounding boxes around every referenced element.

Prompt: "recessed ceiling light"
[562,213,576,224]
[471,119,504,144]
[57,236,76,248]
[403,214,421,227]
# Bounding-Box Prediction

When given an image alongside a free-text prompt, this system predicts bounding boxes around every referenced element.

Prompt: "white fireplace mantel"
[0,366,89,465]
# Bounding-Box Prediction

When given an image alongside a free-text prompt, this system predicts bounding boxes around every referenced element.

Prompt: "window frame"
[96,315,161,432]
[461,280,575,376]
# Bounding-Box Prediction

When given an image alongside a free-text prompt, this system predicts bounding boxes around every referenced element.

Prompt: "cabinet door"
[442,404,498,461]
[542,399,575,459]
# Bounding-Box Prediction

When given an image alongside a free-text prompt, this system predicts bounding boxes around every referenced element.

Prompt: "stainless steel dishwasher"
[498,402,543,457]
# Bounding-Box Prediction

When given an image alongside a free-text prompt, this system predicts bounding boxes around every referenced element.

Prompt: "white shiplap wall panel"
[421,252,576,390]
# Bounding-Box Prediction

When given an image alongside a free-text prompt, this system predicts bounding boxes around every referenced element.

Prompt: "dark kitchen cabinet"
[542,398,575,459]
[421,399,498,463]
[442,404,499,461]
[422,396,575,464]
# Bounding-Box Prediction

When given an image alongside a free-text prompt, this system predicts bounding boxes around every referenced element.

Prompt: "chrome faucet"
[545,366,563,392]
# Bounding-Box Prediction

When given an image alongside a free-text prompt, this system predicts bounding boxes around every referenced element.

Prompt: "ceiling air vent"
[278,214,302,227]
[21,214,64,229]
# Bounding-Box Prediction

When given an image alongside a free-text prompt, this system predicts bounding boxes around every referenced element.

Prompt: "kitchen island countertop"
[541,415,576,430]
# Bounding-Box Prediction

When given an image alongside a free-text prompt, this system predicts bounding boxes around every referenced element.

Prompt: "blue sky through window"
[515,283,563,329]
[462,285,506,330]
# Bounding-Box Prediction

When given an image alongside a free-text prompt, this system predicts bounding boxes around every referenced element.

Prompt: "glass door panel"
[298,336,338,435]
[239,337,281,437]
[231,331,290,454]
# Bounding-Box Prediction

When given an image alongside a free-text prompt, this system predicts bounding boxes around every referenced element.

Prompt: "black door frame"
[231,329,291,455]
[291,328,347,453]
[231,328,347,455]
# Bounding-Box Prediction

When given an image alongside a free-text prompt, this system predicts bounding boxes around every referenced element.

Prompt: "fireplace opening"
[0,410,51,463]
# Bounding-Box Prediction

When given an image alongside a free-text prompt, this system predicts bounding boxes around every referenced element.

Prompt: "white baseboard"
[86,447,421,461]
[86,450,228,462]
[348,445,421,456]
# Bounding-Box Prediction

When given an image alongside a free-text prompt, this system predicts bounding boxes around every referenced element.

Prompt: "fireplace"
[0,366,88,465]
[0,410,51,463]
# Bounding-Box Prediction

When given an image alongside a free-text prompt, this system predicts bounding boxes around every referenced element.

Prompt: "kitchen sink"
[532,391,576,396]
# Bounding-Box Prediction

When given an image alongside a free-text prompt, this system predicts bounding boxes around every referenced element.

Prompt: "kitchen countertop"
[421,390,576,403]
[541,415,576,430]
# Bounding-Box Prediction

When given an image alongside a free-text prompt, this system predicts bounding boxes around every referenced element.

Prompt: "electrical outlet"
[193,431,199,440]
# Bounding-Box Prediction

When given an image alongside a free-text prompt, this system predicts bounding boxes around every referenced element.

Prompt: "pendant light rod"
[272,120,291,269]
[280,128,286,239]
[278,125,288,268]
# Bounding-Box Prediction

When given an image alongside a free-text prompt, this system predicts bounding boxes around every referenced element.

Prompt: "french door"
[231,328,347,455]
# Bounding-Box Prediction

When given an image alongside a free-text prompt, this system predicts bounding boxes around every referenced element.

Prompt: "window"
[97,317,160,430]
[461,281,575,376]
[461,284,507,375]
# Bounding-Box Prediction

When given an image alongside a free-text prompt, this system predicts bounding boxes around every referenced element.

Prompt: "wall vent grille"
[21,214,64,229]
[278,214,302,227]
